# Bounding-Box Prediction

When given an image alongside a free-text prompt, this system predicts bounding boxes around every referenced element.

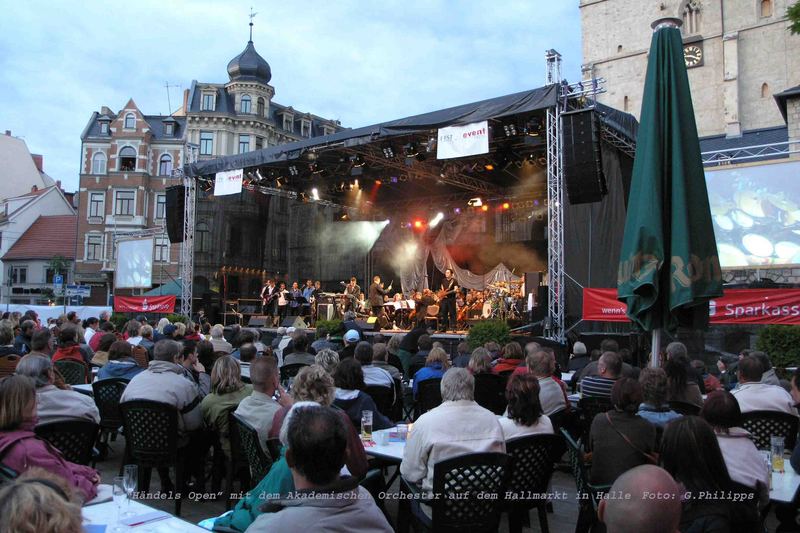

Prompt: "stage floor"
[256,326,470,340]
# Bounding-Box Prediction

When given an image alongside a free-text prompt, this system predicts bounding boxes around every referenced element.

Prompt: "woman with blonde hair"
[468,347,493,375]
[200,356,252,458]
[412,346,450,397]
[0,468,83,533]
[314,348,340,376]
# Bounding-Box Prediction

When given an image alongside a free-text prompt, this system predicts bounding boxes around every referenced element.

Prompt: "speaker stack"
[165,185,185,243]
[561,109,606,205]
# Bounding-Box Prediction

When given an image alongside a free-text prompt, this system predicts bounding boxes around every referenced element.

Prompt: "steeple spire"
[249,7,257,42]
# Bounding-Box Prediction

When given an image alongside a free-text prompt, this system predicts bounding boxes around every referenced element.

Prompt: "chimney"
[101,106,112,115]
[4,130,10,136]
[31,154,43,172]
[183,89,189,113]
[56,180,62,190]
[31,185,38,193]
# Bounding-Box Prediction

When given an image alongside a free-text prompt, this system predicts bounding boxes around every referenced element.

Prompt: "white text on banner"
[436,121,489,160]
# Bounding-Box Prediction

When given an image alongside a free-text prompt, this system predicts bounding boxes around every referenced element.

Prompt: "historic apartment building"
[77,34,349,309]
[580,0,799,138]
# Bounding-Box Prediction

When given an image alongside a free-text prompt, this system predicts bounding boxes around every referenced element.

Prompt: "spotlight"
[429,212,444,228]
[467,198,483,207]
[454,207,462,214]
[503,124,517,137]
[426,137,436,152]
[413,220,424,229]
[382,145,395,159]
[404,143,419,157]
[525,117,543,137]
[502,202,510,210]
[353,179,359,189]
[288,165,299,176]
[390,176,399,183]
[311,188,319,200]
[276,177,283,188]
[481,205,489,212]
[309,163,323,174]
[484,163,494,171]
[374,179,382,185]
[351,155,365,167]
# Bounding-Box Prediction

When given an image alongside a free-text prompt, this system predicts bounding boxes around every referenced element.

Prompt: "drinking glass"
[123,464,138,516]
[112,476,127,532]
[361,410,373,442]
[771,436,785,473]
[397,423,409,442]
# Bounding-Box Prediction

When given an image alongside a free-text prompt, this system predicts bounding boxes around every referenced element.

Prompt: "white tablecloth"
[82,500,206,532]
[771,468,800,503]
[364,427,405,463]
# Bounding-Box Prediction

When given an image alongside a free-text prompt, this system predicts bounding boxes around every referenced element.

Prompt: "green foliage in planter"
[166,313,188,325]
[467,320,511,350]
[755,325,800,370]
[315,319,343,338]
[109,313,129,330]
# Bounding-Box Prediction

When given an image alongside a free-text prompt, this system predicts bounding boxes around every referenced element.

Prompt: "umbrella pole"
[651,328,662,368]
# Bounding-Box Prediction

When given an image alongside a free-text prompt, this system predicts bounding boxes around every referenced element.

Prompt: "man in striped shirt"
[580,351,622,399]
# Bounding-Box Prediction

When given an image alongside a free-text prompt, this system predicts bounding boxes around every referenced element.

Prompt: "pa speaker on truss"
[165,185,185,243]
[562,109,606,205]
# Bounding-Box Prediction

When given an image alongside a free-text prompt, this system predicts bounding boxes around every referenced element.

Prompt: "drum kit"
[482,279,524,320]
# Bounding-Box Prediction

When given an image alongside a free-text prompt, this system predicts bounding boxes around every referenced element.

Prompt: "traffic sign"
[65,285,91,298]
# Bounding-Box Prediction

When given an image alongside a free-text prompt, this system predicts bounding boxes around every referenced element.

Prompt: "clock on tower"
[683,43,703,68]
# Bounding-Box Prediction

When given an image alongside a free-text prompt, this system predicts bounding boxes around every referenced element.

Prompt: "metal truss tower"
[178,169,196,319]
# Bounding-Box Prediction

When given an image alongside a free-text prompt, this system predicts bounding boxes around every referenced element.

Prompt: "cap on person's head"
[286,327,296,334]
[163,324,177,336]
[573,342,587,355]
[344,329,360,343]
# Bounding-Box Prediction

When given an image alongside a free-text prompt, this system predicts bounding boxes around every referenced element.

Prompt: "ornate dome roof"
[227,40,271,84]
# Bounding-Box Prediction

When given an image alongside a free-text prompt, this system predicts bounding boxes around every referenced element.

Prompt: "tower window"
[681,0,701,34]
[760,0,772,17]
[761,83,770,98]
[257,97,265,117]
[124,113,135,129]
[241,94,251,114]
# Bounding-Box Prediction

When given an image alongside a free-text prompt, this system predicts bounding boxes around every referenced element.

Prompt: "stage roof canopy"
[185,83,637,210]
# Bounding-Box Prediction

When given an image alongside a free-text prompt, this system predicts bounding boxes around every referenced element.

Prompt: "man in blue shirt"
[580,352,622,399]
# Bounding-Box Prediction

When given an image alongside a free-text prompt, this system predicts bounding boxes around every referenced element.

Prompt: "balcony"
[105,214,146,226]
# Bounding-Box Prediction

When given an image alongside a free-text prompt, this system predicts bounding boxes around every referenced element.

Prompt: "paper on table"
[120,510,170,527]
[84,484,113,506]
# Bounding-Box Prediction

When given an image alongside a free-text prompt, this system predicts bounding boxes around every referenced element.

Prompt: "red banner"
[583,288,800,325]
[114,295,176,314]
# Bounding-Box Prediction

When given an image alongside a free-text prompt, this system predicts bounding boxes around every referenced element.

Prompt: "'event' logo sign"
[437,121,489,160]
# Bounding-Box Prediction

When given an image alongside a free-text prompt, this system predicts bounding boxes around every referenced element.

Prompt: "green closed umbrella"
[617,18,723,361]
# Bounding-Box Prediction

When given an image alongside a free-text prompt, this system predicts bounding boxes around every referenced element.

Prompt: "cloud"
[0,0,581,191]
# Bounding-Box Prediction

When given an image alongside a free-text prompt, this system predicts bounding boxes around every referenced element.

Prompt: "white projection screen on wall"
[707,160,800,268]
[115,238,154,289]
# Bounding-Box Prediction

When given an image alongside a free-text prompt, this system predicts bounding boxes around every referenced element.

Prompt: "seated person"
[492,341,525,374]
[96,341,145,381]
[701,390,769,507]
[314,348,340,376]
[664,353,704,408]
[748,351,780,386]
[412,347,451,398]
[332,359,392,431]
[451,341,471,368]
[200,356,252,460]
[371,343,401,380]
[589,378,657,486]
[0,467,84,532]
[235,356,290,453]
[581,352,622,399]
[691,359,722,392]
[283,332,315,366]
[499,373,554,440]
[731,356,797,415]
[355,341,393,388]
[467,347,493,375]
[0,376,99,501]
[89,333,117,366]
[14,355,100,424]
[523,349,568,416]
[637,367,682,428]
[247,404,392,532]
[408,334,433,370]
[401,368,504,514]
[598,465,682,533]
[50,326,91,383]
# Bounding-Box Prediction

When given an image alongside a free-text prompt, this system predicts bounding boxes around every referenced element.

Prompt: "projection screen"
[115,238,154,289]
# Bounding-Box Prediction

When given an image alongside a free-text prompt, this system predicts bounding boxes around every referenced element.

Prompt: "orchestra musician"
[301,279,315,320]
[414,289,436,326]
[438,268,459,331]
[368,275,392,318]
[343,277,361,312]
[276,281,289,322]
[260,278,278,318]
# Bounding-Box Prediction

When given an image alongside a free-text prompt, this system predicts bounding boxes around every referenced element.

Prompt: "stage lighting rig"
[288,165,299,177]
[382,145,395,159]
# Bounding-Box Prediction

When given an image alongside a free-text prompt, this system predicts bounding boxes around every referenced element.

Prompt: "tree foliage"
[789,1,800,35]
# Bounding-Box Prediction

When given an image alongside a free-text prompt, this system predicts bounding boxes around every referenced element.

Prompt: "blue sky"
[0,0,582,191]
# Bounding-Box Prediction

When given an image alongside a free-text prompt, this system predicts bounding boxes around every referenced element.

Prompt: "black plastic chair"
[92,378,128,456]
[668,400,701,416]
[120,400,185,516]
[359,468,392,526]
[741,410,799,450]
[34,420,99,467]
[231,412,273,482]
[577,396,613,449]
[561,428,611,532]
[474,373,508,415]
[364,384,395,421]
[220,409,251,510]
[414,378,442,420]
[54,360,87,385]
[387,353,404,377]
[404,452,510,533]
[392,378,405,421]
[279,363,308,383]
[503,434,566,533]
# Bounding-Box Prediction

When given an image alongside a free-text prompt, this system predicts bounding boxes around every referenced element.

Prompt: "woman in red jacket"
[0,375,100,501]
[51,327,91,383]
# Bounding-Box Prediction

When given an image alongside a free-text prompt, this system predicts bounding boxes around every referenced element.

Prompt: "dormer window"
[124,113,135,129]
[241,94,251,114]
[164,122,174,136]
[118,146,137,172]
[301,120,311,137]
[100,122,109,135]
[322,125,335,136]
[201,93,215,111]
[283,115,293,132]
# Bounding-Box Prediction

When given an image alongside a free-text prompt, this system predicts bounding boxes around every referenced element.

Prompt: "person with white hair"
[209,324,232,354]
[15,354,99,424]
[400,368,505,495]
[568,341,590,373]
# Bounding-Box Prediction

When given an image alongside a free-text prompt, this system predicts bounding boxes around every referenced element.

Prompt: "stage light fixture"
[467,198,483,207]
[390,176,399,183]
[374,179,382,185]
[309,163,323,174]
[354,179,359,189]
[288,165,299,176]
[484,163,495,171]
[481,205,489,212]
[404,143,419,157]
[351,155,365,167]
[502,202,510,210]
[426,137,436,152]
[503,124,517,137]
[525,117,543,137]
[429,212,444,228]
[454,207,462,215]
[276,177,283,188]
[413,220,424,229]
[311,187,319,200]
[382,145,395,159]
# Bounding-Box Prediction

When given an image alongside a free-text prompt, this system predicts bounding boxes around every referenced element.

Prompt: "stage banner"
[436,121,489,160]
[214,168,244,196]
[114,295,176,314]
[583,288,800,325]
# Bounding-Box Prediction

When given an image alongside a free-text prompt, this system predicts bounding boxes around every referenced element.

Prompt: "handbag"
[605,412,659,464]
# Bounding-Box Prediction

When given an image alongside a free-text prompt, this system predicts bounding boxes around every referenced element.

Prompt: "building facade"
[580,0,800,138]
[75,100,187,304]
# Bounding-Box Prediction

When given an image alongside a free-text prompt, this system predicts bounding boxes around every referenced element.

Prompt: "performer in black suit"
[260,279,278,318]
[439,268,459,331]
[368,275,392,318]
[343,277,361,313]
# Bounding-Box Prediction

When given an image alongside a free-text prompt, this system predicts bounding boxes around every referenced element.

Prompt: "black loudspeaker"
[281,316,307,329]
[248,315,268,327]
[525,272,543,292]
[562,109,605,205]
[355,318,380,332]
[532,285,549,321]
[165,185,185,242]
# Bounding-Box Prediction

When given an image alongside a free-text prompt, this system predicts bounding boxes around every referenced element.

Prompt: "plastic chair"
[231,412,273,482]
[474,373,508,415]
[35,420,99,467]
[131,345,149,368]
[0,354,21,378]
[741,410,799,450]
[403,452,510,533]
[668,400,701,416]
[560,428,611,532]
[120,400,185,516]
[364,384,395,421]
[279,363,308,383]
[424,305,440,330]
[414,378,443,420]
[91,378,128,459]
[220,409,251,509]
[503,434,566,533]
[54,360,88,385]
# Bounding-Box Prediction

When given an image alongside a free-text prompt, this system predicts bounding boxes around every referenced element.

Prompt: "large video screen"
[708,160,800,268]
[115,238,154,289]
